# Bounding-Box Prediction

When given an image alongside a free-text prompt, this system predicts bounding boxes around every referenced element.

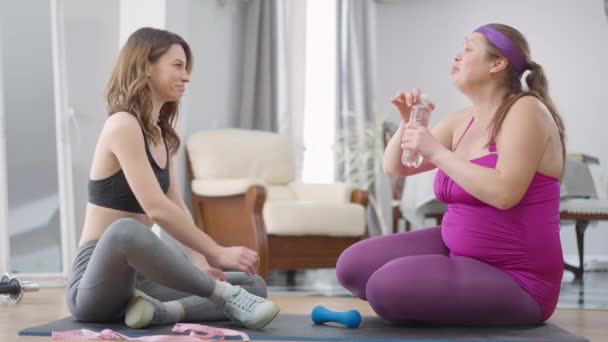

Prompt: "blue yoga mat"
[19,314,588,342]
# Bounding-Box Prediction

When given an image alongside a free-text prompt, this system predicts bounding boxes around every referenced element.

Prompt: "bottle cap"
[419,93,430,107]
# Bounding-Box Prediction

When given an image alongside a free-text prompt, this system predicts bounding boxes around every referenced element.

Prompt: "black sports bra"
[88,131,170,214]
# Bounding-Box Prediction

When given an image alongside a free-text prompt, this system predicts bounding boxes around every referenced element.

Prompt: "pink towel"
[51,323,250,341]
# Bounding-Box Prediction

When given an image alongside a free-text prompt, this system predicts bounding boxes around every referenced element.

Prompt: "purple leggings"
[336,227,543,326]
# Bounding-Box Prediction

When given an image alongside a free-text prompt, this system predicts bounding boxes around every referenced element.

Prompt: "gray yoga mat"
[19,314,589,341]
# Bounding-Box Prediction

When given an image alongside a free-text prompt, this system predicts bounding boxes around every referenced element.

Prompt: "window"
[301,0,337,183]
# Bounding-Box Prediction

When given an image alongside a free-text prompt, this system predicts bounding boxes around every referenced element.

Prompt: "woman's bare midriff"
[78,203,154,246]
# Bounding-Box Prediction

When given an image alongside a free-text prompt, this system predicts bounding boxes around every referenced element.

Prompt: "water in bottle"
[401,95,432,168]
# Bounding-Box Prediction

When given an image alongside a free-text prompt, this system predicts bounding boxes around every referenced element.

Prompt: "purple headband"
[473,25,529,75]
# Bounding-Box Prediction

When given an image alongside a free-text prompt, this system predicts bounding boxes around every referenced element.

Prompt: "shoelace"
[51,323,250,341]
[227,288,265,313]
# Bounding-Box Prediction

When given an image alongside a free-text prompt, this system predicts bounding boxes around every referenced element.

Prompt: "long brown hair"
[105,27,192,154]
[482,23,566,169]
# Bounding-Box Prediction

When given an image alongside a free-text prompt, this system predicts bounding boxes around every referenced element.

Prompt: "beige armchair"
[186,129,369,280]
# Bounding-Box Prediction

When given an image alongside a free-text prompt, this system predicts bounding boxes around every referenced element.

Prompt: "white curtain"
[337,0,390,235]
[238,0,306,179]
[276,0,306,180]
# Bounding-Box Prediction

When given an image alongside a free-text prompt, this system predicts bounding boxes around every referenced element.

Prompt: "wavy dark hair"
[105,27,192,154]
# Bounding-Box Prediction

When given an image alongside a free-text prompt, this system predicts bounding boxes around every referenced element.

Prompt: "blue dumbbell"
[311,305,362,328]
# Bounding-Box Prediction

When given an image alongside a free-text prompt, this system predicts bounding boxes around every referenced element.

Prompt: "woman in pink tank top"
[336,23,566,325]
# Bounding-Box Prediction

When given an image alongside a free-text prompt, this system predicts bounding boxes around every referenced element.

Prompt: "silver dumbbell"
[0,273,10,300]
[0,274,40,304]
[0,273,9,282]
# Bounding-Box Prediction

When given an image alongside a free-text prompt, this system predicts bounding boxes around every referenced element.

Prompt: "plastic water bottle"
[401,94,432,168]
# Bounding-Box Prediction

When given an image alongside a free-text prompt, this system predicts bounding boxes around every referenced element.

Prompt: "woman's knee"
[336,242,368,297]
[365,271,414,322]
[226,272,268,298]
[246,274,268,298]
[102,218,155,247]
[365,272,399,321]
[364,258,428,322]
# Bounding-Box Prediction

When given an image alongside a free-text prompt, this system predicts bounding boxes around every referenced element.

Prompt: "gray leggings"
[66,218,267,323]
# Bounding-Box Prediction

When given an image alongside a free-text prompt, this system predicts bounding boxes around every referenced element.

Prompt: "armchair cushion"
[266,185,298,201]
[288,182,354,203]
[187,129,295,185]
[263,201,366,237]
[191,178,266,197]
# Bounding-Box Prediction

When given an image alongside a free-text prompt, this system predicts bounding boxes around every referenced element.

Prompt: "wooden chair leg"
[392,206,401,234]
[258,267,269,281]
[435,214,443,226]
[286,270,297,287]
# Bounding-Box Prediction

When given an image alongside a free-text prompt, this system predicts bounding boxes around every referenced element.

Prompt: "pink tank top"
[434,116,563,320]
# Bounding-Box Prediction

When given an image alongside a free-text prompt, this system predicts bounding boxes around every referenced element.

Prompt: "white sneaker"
[223,286,280,330]
[125,290,159,328]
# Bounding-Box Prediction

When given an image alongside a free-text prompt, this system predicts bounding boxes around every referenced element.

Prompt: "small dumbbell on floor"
[0,273,40,304]
[311,305,362,328]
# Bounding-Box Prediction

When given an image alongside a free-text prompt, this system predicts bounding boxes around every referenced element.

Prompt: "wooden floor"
[1,288,606,341]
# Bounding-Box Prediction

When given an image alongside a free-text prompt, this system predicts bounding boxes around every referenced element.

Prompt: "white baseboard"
[563,254,608,271]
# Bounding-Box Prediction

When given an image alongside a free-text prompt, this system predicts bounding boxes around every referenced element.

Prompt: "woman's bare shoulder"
[450,106,474,120]
[99,112,142,139]
[438,106,473,129]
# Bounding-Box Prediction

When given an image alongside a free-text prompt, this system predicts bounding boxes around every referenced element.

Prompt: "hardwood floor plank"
[1,288,605,341]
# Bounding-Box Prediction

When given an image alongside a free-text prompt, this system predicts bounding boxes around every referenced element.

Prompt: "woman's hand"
[401,125,445,162]
[391,88,435,124]
[208,246,259,275]
[189,252,227,281]
[201,265,227,282]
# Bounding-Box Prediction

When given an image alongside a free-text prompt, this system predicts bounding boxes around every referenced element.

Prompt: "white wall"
[60,0,120,242]
[120,0,165,47]
[373,0,608,260]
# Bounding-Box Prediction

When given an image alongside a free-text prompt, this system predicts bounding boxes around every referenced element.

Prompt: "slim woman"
[65,27,280,330]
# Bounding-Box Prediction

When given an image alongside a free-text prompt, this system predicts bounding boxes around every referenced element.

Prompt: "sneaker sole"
[125,296,154,329]
[245,303,280,330]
